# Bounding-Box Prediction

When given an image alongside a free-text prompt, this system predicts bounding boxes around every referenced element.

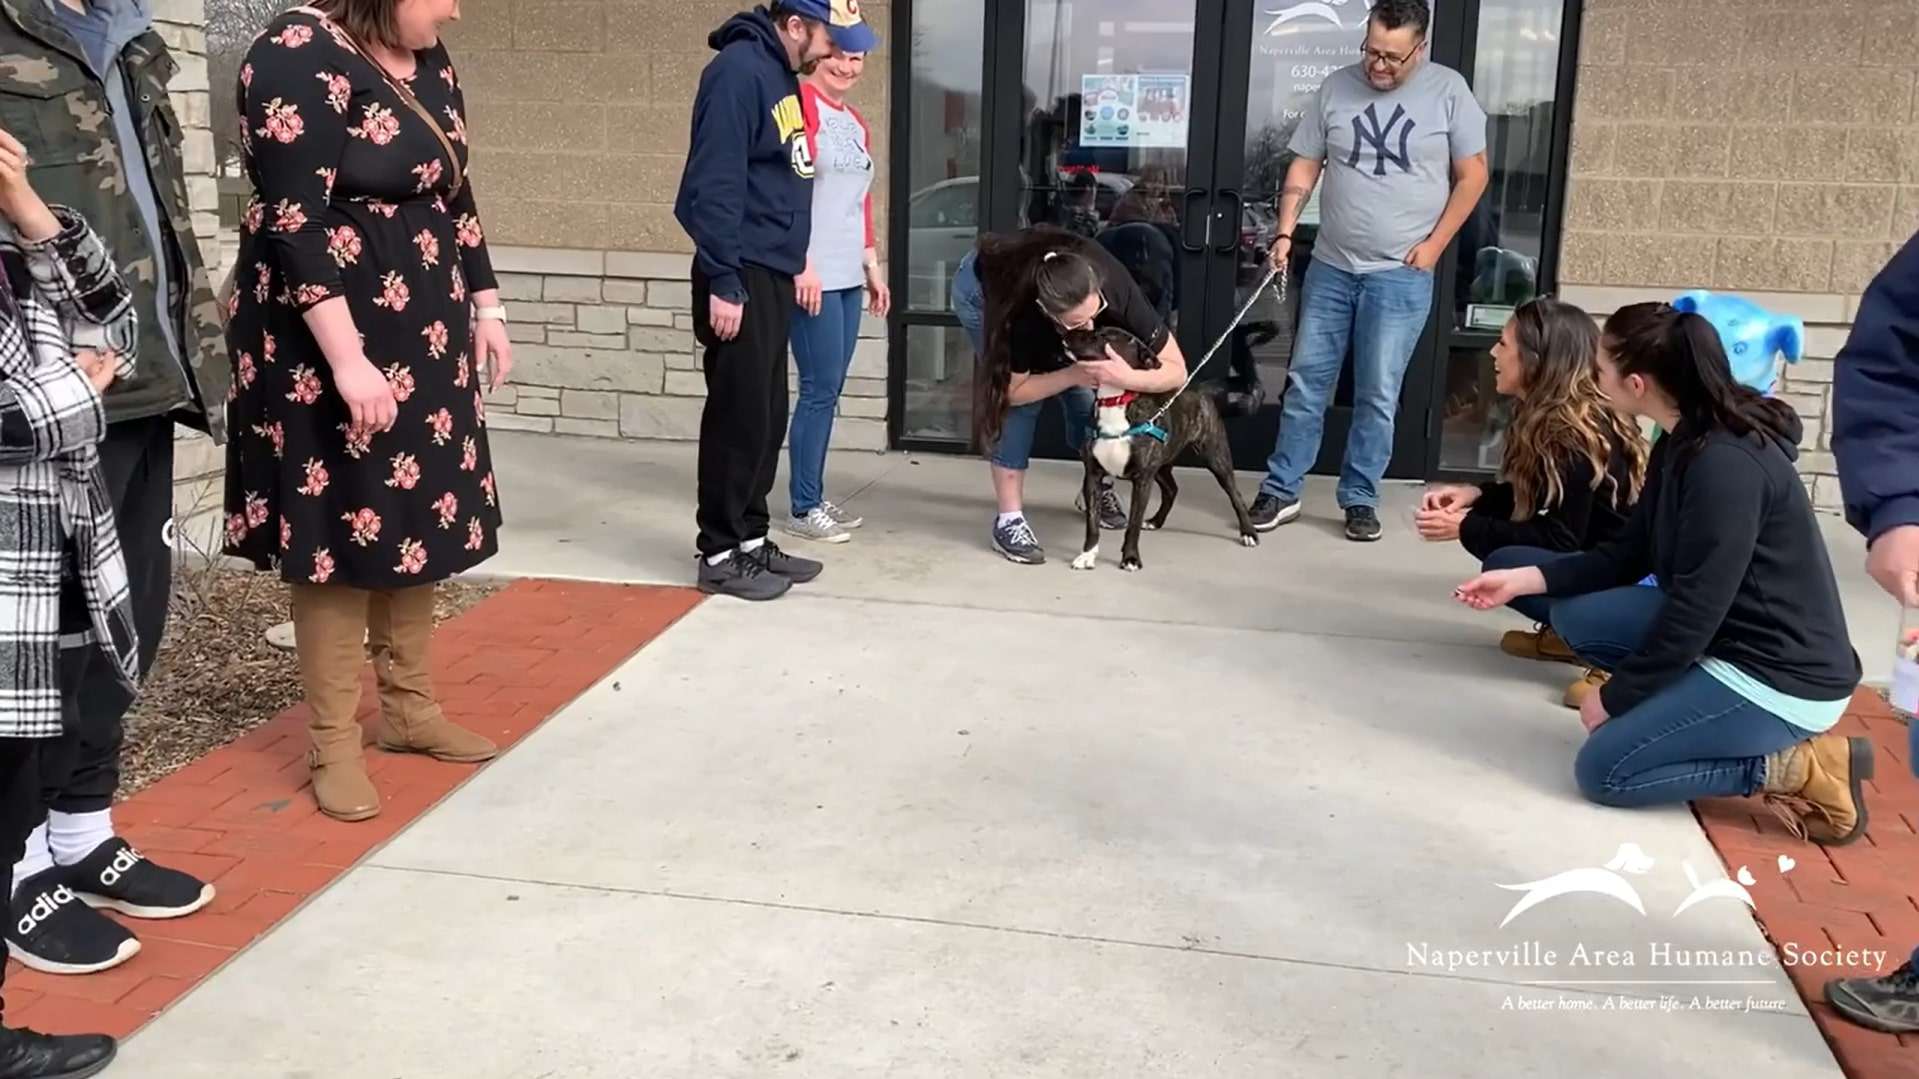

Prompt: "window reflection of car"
[905,174,1134,304]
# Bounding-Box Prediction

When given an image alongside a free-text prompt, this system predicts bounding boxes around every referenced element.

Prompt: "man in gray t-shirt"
[1249,0,1488,542]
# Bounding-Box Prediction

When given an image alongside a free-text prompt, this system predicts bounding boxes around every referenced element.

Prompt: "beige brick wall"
[443,0,891,255]
[1561,0,1916,499]
[481,248,889,450]
[437,2,895,450]
[155,0,222,276]
[154,0,232,546]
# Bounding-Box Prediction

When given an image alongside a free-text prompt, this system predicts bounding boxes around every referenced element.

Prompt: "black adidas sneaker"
[6,870,139,975]
[64,838,215,920]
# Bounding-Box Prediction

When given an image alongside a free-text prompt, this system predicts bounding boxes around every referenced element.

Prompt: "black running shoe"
[65,838,214,920]
[696,552,791,601]
[1249,493,1300,532]
[0,1024,116,1079]
[1826,959,1919,1034]
[749,539,823,583]
[1344,505,1383,542]
[6,870,139,976]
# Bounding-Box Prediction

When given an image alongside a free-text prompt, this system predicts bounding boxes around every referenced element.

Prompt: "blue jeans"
[787,287,864,515]
[1260,259,1434,508]
[1487,548,1818,808]
[951,250,1093,470]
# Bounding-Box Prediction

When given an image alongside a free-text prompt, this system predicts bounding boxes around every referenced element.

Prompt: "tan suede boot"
[369,584,497,763]
[291,584,381,822]
[1501,625,1578,665]
[1562,669,1609,710]
[1761,732,1874,846]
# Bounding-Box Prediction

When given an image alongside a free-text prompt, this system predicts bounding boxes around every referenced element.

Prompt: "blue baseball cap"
[784,0,878,53]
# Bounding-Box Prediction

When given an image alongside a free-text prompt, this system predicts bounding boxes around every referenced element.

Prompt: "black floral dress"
[224,10,502,589]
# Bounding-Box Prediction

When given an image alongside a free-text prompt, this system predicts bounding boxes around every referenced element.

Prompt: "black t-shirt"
[1000,239,1171,375]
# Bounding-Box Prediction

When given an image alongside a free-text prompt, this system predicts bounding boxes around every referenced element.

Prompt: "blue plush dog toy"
[1670,290,1806,394]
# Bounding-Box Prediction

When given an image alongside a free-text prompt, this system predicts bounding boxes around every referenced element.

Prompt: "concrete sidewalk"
[117,433,1892,1077]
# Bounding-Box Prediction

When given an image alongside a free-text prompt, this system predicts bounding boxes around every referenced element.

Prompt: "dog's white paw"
[1120,556,1142,572]
[1240,532,1259,548]
[1071,547,1099,571]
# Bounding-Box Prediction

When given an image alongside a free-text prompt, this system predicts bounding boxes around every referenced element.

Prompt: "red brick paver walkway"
[6,579,701,1040]
[1697,690,1919,1079]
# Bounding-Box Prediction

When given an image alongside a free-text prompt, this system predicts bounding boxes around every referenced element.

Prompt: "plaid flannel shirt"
[0,207,141,738]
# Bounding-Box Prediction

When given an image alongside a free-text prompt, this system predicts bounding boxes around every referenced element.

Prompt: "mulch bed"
[117,563,498,797]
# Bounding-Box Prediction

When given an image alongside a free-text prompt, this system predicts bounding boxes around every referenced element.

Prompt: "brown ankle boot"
[1562,669,1609,710]
[292,584,381,821]
[1501,625,1578,664]
[1762,733,1874,845]
[369,585,497,764]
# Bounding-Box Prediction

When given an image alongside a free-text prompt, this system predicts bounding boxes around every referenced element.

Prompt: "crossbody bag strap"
[290,6,464,201]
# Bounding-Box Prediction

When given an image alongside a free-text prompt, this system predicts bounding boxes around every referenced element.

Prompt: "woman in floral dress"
[225,0,508,822]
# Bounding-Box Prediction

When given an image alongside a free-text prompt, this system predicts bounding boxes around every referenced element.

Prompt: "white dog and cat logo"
[1404,844,1886,1014]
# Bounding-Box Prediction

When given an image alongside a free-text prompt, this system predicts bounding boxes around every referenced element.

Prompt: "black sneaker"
[991,515,1045,564]
[696,552,791,602]
[1826,959,1919,1033]
[64,838,214,920]
[0,1025,116,1079]
[749,539,822,583]
[1075,482,1127,530]
[1343,505,1382,542]
[1249,493,1300,532]
[6,870,139,975]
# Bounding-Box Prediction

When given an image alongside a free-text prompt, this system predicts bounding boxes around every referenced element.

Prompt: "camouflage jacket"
[0,0,228,441]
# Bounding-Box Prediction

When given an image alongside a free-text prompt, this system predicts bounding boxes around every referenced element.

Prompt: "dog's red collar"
[1096,391,1137,408]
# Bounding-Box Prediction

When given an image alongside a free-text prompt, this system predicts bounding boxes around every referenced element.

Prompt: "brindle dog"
[1061,326,1259,572]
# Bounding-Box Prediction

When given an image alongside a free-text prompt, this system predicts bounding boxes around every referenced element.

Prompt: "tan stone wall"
[437,2,896,450]
[1561,0,1917,498]
[443,0,891,255]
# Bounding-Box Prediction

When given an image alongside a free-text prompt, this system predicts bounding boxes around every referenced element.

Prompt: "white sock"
[12,822,52,894]
[740,536,766,553]
[996,511,1026,527]
[706,550,733,566]
[49,809,114,866]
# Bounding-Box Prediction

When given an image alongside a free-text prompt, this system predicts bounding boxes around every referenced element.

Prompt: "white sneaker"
[821,499,864,529]
[784,507,850,544]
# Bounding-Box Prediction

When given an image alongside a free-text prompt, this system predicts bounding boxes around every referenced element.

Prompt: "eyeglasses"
[1039,292,1107,332]
[1361,40,1425,68]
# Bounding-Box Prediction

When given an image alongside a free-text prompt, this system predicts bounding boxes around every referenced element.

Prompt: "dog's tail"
[1205,375,1267,419]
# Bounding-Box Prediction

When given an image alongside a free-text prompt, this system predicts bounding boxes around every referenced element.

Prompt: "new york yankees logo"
[1348,103,1415,176]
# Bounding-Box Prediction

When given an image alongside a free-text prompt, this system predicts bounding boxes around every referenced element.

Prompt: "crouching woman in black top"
[1454,302,1870,844]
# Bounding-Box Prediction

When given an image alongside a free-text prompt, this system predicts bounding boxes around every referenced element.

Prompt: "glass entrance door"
[1194,0,1463,477]
[990,0,1459,474]
[1009,0,1221,463]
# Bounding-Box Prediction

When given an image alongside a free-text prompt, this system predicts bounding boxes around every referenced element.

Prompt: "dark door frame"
[886,0,1586,479]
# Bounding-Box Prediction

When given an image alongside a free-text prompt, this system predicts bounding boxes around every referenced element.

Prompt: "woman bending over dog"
[950,226,1188,564]
[1417,297,1648,708]
[1454,302,1868,843]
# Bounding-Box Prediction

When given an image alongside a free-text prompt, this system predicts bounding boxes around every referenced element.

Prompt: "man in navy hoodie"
[1825,229,1919,1034]
[676,1,877,601]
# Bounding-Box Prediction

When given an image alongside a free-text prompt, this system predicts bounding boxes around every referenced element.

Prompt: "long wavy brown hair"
[970,226,1103,446]
[1500,298,1648,521]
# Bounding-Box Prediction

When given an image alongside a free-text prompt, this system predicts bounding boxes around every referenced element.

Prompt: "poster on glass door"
[1079,74,1190,149]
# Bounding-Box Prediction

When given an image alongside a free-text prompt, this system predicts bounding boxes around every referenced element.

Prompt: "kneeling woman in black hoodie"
[1455,302,1870,844]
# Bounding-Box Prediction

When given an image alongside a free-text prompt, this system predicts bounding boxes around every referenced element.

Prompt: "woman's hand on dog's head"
[1076,350,1135,388]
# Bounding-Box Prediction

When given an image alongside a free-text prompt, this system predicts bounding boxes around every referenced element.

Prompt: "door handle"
[1179,187,1209,253]
[1213,189,1244,255]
